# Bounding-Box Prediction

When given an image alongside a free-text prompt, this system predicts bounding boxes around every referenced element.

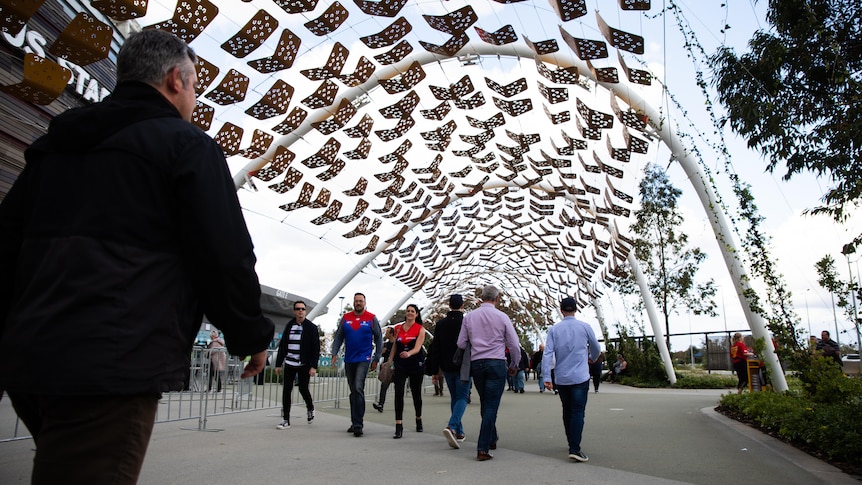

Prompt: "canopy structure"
[0,0,788,389]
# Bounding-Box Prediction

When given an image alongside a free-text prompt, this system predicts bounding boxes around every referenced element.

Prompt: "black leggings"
[393,367,424,421]
[733,360,748,390]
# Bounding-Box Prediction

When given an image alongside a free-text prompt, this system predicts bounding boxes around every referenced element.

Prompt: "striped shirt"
[284,324,302,367]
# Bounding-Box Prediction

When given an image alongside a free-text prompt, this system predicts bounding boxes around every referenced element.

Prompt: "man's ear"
[164,66,184,94]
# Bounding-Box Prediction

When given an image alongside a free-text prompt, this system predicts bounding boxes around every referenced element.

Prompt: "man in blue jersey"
[331,292,383,437]
[543,297,600,463]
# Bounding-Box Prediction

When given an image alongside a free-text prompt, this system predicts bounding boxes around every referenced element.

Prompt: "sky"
[139,0,861,349]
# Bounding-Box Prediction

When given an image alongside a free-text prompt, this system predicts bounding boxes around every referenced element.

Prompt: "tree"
[617,163,717,349]
[815,255,860,346]
[710,0,862,252]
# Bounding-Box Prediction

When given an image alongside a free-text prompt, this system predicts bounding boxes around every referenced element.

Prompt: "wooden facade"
[0,1,122,201]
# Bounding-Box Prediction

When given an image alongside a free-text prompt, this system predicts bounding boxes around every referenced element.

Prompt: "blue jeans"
[515,370,525,391]
[557,380,590,454]
[344,361,369,429]
[470,359,506,452]
[443,370,471,435]
[536,362,543,390]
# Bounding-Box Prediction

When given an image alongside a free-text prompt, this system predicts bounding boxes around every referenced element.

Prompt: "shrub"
[607,328,669,385]
[719,379,862,465]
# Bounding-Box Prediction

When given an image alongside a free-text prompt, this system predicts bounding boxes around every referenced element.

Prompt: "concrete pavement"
[0,383,856,484]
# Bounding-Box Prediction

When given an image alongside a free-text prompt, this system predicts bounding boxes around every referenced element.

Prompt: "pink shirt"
[457,302,521,366]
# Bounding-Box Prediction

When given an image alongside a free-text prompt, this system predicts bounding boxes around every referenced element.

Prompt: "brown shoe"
[477,451,494,461]
[490,442,497,450]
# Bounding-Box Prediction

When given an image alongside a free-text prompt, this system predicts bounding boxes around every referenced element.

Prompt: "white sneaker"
[307,410,315,423]
[276,420,290,430]
[568,451,588,462]
[443,427,460,449]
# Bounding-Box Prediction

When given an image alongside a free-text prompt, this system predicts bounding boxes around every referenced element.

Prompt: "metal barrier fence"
[1,347,429,442]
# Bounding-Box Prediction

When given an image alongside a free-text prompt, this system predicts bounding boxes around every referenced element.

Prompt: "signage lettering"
[2,25,112,102]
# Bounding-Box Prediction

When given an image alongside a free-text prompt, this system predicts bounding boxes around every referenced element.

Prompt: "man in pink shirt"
[457,285,520,461]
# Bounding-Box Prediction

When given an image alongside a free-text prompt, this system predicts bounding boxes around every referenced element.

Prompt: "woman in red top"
[388,304,427,438]
[729,332,751,394]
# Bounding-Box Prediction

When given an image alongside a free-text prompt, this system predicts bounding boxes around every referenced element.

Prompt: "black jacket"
[274,319,321,368]
[427,310,464,374]
[0,82,274,396]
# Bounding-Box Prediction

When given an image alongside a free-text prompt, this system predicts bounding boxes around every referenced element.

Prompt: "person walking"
[331,292,382,437]
[543,297,600,462]
[457,285,520,461]
[532,344,545,392]
[274,301,321,429]
[388,303,427,438]
[514,346,529,393]
[0,29,275,484]
[427,294,470,449]
[373,326,395,412]
[589,351,605,393]
[208,330,227,392]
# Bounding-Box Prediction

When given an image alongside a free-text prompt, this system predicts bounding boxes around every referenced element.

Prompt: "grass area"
[616,366,738,389]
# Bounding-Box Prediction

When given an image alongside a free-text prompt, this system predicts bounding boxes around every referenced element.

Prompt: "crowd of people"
[308,287,604,463]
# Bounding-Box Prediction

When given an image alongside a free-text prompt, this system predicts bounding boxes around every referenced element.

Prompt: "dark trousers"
[377,380,391,406]
[282,364,314,420]
[470,358,506,452]
[557,380,590,454]
[9,392,158,485]
[589,362,602,391]
[393,367,424,421]
[733,360,749,390]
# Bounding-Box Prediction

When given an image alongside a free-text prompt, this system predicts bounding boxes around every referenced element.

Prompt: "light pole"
[805,289,811,337]
[831,291,840,347]
[847,255,861,356]
[338,296,345,317]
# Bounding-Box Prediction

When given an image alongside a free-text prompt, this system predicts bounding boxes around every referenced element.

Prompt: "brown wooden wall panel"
[0,1,120,202]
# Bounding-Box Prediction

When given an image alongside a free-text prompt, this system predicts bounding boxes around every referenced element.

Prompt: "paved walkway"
[1,383,857,484]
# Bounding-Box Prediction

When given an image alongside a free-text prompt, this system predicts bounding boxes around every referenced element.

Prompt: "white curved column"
[380,291,415,327]
[590,295,610,343]
[628,252,677,385]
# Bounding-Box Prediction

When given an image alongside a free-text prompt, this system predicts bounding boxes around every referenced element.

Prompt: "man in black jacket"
[428,294,470,449]
[274,301,321,429]
[0,30,274,484]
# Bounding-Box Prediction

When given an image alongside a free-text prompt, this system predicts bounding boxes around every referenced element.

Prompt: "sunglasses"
[294,308,306,311]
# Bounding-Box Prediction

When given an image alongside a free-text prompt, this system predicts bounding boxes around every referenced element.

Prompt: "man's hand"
[309,368,317,377]
[275,367,282,376]
[544,381,554,391]
[241,351,267,378]
[331,355,338,367]
[370,360,378,371]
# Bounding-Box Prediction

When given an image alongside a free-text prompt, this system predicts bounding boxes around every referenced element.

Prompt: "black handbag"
[452,347,465,368]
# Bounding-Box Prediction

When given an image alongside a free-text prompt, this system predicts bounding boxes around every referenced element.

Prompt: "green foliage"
[607,326,669,386]
[815,255,861,336]
[720,377,862,465]
[795,351,858,404]
[710,0,862,252]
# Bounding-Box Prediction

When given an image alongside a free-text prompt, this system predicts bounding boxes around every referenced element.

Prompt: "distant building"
[197,285,325,348]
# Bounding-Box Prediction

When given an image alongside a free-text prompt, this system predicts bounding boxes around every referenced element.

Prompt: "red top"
[394,322,424,372]
[729,341,748,364]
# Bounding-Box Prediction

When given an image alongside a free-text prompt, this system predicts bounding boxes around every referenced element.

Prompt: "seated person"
[603,354,627,382]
